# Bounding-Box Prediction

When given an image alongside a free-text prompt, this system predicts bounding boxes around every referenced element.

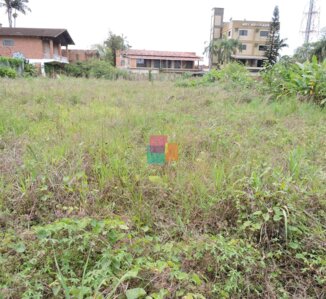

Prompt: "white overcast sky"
[1,0,325,60]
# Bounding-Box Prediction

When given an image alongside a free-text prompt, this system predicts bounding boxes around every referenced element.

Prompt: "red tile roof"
[122,49,202,61]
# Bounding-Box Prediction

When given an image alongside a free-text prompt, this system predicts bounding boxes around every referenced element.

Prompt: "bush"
[23,63,37,77]
[218,62,254,87]
[0,66,17,78]
[65,59,130,80]
[176,63,253,88]
[202,69,221,83]
[0,57,23,68]
[262,56,326,106]
[175,77,202,87]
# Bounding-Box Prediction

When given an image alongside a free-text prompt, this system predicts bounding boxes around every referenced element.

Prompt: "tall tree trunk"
[7,8,13,27]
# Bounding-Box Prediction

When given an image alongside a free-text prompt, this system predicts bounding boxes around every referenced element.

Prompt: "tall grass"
[0,77,325,298]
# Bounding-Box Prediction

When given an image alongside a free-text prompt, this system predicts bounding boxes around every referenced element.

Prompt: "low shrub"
[0,218,266,298]
[0,66,17,78]
[65,59,130,80]
[0,57,23,68]
[218,62,254,87]
[176,63,253,88]
[23,63,37,77]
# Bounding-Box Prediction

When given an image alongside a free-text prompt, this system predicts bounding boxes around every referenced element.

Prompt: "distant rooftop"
[0,27,75,45]
[122,49,202,61]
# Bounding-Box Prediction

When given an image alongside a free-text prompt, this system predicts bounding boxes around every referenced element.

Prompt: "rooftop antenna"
[301,0,320,43]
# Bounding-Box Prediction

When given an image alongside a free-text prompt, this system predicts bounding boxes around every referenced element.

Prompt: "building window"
[185,61,193,69]
[136,58,146,67]
[228,30,231,37]
[174,61,181,69]
[241,44,247,51]
[260,31,269,37]
[239,30,248,36]
[258,45,267,51]
[2,39,14,46]
[121,59,125,66]
[76,54,80,61]
[154,60,160,68]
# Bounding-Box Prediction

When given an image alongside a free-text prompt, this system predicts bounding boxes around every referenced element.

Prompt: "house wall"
[116,50,122,67]
[0,36,44,59]
[62,49,99,63]
[130,58,137,68]
[0,36,65,60]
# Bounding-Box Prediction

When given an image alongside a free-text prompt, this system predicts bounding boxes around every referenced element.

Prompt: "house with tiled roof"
[116,49,203,74]
[0,27,74,75]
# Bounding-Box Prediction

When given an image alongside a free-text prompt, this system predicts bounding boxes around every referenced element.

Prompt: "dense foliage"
[205,38,242,67]
[262,56,326,106]
[64,59,130,79]
[0,66,17,78]
[294,38,326,63]
[176,62,253,88]
[177,58,326,108]
[93,31,131,66]
[0,56,23,68]
[0,57,36,78]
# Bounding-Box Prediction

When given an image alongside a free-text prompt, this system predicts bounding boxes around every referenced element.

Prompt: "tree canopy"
[0,0,31,27]
[294,38,326,63]
[205,37,242,67]
[94,31,131,66]
[265,6,288,65]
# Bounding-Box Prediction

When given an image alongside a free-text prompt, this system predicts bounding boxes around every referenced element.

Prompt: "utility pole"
[302,0,320,43]
[305,0,314,43]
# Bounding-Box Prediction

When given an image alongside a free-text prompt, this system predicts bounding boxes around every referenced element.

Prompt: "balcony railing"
[53,55,69,63]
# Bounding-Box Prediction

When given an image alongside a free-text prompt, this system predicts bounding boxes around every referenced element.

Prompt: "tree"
[205,37,242,67]
[265,6,288,65]
[0,0,31,27]
[0,0,14,26]
[92,43,113,62]
[293,43,314,63]
[311,38,326,62]
[294,38,326,63]
[94,31,130,66]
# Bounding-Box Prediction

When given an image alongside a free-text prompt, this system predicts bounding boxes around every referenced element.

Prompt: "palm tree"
[13,9,17,27]
[311,38,326,62]
[92,43,114,62]
[205,37,242,67]
[294,43,314,63]
[0,0,31,27]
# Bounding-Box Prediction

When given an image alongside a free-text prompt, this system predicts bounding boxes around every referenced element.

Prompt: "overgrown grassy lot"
[0,78,325,298]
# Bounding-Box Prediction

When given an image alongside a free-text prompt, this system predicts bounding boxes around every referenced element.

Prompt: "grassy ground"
[0,78,325,298]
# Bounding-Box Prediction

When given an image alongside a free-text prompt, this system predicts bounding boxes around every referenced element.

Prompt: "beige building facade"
[210,8,271,70]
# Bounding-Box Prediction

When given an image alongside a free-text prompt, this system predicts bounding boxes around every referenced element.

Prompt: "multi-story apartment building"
[210,8,271,70]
